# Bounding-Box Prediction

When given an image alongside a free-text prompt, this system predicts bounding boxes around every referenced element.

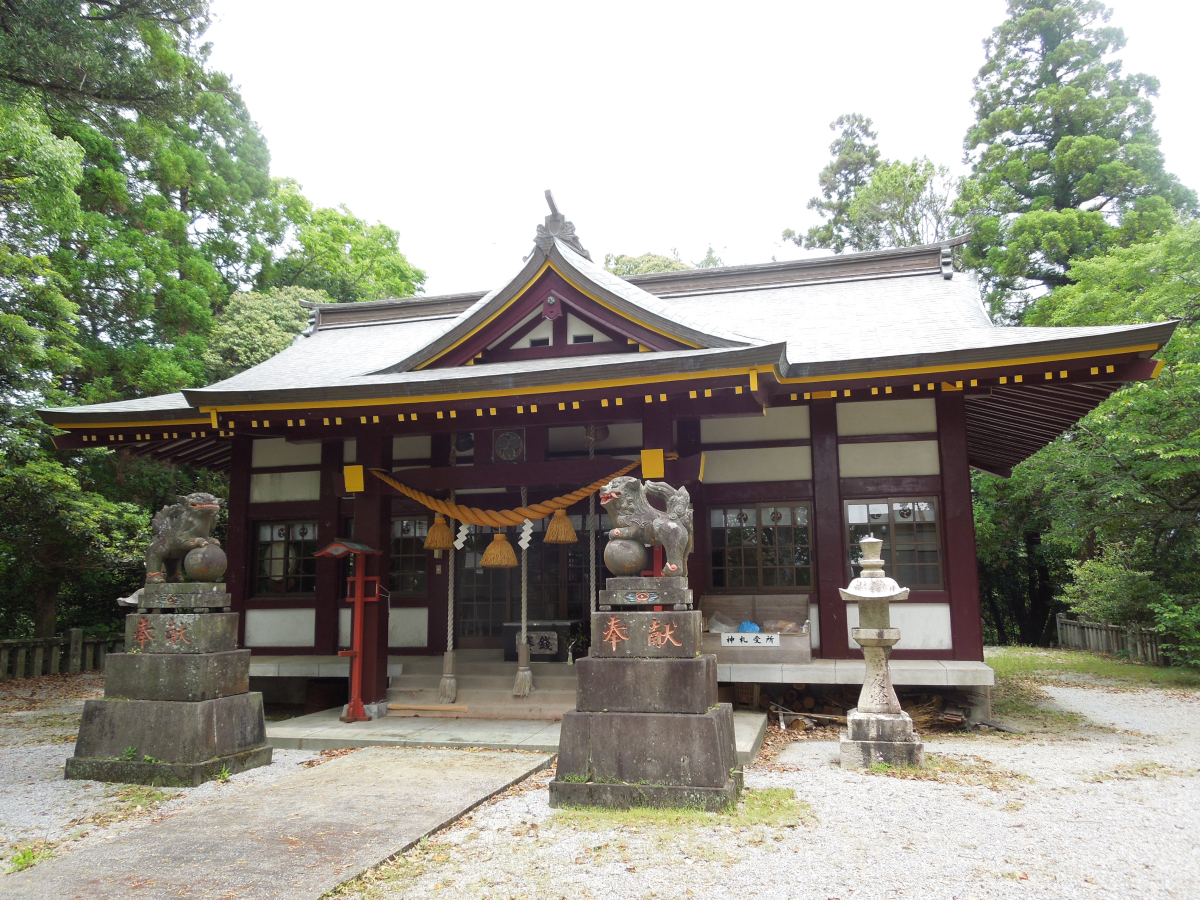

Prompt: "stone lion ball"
[184,542,228,582]
[604,537,648,576]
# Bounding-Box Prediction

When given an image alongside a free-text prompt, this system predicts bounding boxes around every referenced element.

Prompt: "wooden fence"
[1056,613,1162,665]
[0,629,125,680]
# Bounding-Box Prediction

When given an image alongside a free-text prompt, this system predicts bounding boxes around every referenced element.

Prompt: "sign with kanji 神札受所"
[720,632,781,647]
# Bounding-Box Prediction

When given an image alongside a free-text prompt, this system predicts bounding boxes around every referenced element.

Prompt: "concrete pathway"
[0,747,551,900]
[267,708,769,763]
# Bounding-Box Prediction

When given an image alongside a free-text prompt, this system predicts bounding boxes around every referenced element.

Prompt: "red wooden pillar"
[354,432,392,701]
[676,418,705,594]
[936,392,985,661]
[313,440,343,655]
[810,400,849,658]
[226,437,252,647]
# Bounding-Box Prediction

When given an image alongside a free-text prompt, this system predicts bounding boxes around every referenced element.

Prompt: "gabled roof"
[379,236,756,374]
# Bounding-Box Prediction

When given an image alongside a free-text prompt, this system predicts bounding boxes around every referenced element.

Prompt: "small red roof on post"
[315,540,379,558]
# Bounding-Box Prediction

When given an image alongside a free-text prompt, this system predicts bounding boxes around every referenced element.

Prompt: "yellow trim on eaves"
[50,417,212,430]
[196,364,777,415]
[775,344,1162,385]
[1151,358,1166,378]
[414,259,702,370]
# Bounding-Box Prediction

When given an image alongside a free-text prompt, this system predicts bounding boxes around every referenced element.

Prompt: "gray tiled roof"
[39,239,1177,425]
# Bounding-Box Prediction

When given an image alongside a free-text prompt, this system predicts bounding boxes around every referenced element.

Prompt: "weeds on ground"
[986,646,1200,691]
[66,784,182,831]
[1083,760,1198,782]
[554,788,815,831]
[864,753,1030,791]
[4,839,57,873]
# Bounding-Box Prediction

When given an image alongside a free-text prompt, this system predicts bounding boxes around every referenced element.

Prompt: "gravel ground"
[0,673,319,869]
[330,685,1200,900]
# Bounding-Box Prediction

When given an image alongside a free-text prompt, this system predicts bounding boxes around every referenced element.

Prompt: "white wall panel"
[809,605,821,650]
[338,608,351,647]
[344,439,356,462]
[701,406,810,443]
[836,399,937,436]
[550,422,643,453]
[252,438,322,468]
[389,607,429,647]
[244,609,316,647]
[703,447,812,483]
[845,602,952,650]
[250,470,321,503]
[393,435,432,460]
[837,441,940,477]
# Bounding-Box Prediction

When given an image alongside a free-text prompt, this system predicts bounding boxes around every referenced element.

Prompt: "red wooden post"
[936,392,985,661]
[354,433,392,702]
[810,400,849,658]
[226,437,252,647]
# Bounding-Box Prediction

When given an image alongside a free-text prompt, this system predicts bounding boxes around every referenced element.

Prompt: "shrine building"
[40,202,1175,712]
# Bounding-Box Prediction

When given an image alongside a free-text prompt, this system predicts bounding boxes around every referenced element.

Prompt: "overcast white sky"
[206,1,1200,296]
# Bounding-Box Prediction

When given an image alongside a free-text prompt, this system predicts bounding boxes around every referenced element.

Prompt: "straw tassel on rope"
[513,485,533,697]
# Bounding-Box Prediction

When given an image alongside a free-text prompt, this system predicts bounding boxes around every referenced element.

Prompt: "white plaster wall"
[701,406,811,443]
[513,318,552,348]
[836,398,937,436]
[251,438,322,468]
[566,312,612,343]
[338,608,351,647]
[244,609,316,647]
[249,470,321,503]
[393,435,432,460]
[389,607,429,647]
[703,446,813,483]
[845,602,952,650]
[837,441,941,477]
[344,439,356,462]
[809,605,821,650]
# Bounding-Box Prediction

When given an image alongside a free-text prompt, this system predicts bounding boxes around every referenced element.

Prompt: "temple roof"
[39,201,1178,474]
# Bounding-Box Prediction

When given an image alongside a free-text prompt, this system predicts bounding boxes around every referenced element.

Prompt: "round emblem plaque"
[494,429,524,463]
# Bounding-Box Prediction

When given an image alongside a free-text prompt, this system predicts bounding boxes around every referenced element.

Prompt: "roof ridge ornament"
[535,189,592,261]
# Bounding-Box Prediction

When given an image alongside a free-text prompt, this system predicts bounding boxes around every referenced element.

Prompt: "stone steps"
[384,687,577,720]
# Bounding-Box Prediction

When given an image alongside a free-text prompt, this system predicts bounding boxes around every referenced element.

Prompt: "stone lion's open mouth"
[599,491,620,505]
[190,503,221,510]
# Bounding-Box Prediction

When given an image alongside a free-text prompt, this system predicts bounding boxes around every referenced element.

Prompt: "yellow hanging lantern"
[544,508,578,544]
[424,514,454,551]
[481,532,518,568]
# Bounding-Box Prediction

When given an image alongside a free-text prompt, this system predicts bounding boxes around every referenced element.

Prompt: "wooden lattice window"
[254,521,318,595]
[844,498,942,589]
[389,517,429,595]
[709,504,812,591]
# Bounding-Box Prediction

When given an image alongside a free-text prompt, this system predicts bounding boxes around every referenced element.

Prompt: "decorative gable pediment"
[374,195,754,374]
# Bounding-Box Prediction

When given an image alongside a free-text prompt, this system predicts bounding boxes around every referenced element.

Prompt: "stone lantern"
[839,536,924,769]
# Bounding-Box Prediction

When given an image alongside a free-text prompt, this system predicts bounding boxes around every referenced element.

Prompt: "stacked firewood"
[760,684,974,731]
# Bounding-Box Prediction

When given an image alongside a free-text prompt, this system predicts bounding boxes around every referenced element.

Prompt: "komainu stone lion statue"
[145,493,225,584]
[599,476,694,577]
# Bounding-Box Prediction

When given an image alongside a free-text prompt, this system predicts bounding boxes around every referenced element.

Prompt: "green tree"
[0,456,145,636]
[849,158,962,248]
[604,251,691,277]
[958,0,1195,318]
[976,223,1200,657]
[694,246,724,268]
[0,0,209,121]
[204,286,320,382]
[262,183,425,303]
[784,113,882,252]
[0,101,84,429]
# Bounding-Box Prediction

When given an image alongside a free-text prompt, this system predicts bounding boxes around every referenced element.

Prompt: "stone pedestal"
[839,709,925,769]
[550,607,740,810]
[66,584,271,786]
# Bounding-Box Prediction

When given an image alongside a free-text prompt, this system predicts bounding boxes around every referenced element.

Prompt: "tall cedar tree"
[958,0,1195,319]
[784,113,881,253]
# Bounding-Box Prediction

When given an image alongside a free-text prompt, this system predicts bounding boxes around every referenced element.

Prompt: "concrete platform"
[719,658,995,686]
[268,708,770,764]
